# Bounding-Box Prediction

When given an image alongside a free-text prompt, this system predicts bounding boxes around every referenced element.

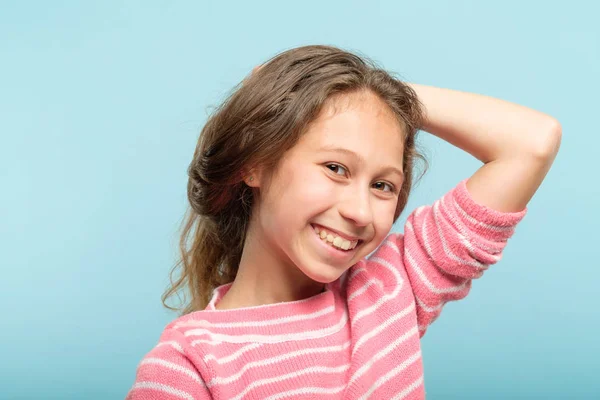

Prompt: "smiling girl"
[126,45,561,399]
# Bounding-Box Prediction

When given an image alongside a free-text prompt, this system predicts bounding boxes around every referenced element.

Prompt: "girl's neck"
[215,227,325,310]
[215,271,326,310]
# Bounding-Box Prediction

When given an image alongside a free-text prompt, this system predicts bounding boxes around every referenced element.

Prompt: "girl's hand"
[243,65,263,85]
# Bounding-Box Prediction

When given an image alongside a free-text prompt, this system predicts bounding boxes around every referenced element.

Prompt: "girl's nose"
[337,189,373,227]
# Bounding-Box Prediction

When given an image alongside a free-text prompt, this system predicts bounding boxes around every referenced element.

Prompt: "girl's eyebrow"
[318,145,404,179]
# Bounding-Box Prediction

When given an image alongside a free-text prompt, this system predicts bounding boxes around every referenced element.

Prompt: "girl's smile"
[312,223,361,250]
[309,223,363,263]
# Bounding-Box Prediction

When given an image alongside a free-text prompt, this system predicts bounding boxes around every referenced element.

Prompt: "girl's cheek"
[300,171,335,198]
[373,204,396,230]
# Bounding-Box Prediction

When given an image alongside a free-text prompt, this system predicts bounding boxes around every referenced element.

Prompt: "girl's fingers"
[253,64,265,74]
[244,65,263,85]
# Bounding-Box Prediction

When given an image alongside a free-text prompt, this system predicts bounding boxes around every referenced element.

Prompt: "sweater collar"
[173,279,347,343]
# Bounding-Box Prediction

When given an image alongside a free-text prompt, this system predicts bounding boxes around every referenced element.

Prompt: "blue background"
[1,1,598,399]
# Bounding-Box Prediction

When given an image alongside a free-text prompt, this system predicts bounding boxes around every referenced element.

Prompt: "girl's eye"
[373,181,395,193]
[326,164,348,176]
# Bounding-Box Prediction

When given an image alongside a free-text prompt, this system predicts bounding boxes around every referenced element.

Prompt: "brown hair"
[162,45,428,315]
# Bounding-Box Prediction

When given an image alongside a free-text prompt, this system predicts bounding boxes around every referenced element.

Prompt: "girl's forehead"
[321,90,396,120]
[300,92,405,155]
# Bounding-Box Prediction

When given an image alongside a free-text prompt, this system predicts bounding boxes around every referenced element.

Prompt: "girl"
[126,45,561,399]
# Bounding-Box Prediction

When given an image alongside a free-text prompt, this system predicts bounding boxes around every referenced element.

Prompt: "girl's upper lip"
[312,223,362,242]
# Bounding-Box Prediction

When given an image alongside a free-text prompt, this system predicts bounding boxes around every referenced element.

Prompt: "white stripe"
[265,384,347,400]
[140,358,204,385]
[156,340,184,354]
[431,201,487,269]
[191,338,224,346]
[351,302,415,358]
[442,195,503,256]
[128,381,195,400]
[365,237,400,262]
[208,341,351,386]
[348,265,367,282]
[437,201,498,267]
[403,248,468,294]
[458,232,500,262]
[391,376,425,400]
[358,350,422,400]
[228,364,351,400]
[203,342,262,364]
[348,278,384,302]
[452,195,516,232]
[349,326,420,387]
[414,205,426,216]
[184,311,348,343]
[353,257,403,325]
[415,295,445,313]
[176,304,334,330]
[383,239,400,254]
[206,286,222,310]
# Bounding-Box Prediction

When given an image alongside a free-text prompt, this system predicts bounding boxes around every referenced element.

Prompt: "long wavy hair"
[162,45,428,315]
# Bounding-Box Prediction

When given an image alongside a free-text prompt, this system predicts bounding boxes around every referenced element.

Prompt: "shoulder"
[143,311,220,375]
[126,320,214,399]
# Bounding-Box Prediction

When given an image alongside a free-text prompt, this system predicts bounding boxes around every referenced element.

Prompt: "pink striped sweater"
[126,179,527,399]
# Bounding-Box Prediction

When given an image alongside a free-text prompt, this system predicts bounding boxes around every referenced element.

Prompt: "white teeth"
[313,225,359,251]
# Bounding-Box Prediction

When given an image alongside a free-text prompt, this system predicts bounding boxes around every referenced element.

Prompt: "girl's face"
[251,90,405,284]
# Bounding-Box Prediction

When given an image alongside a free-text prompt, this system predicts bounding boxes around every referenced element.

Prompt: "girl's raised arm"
[408,83,562,212]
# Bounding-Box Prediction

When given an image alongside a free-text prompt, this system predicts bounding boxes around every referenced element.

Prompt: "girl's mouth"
[311,224,361,252]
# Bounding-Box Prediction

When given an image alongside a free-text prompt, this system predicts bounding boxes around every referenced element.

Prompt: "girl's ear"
[243,167,263,188]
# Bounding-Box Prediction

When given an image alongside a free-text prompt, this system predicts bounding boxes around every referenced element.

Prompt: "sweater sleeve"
[125,328,213,400]
[401,179,527,338]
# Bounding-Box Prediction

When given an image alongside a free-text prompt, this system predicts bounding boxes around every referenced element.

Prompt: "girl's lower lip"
[310,225,358,262]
